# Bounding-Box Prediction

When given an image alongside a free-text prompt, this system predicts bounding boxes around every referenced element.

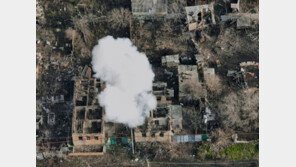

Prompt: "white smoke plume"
[91,36,157,128]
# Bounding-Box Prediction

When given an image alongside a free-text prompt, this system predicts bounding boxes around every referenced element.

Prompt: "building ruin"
[178,65,199,101]
[152,82,174,106]
[240,61,259,88]
[185,3,216,31]
[71,66,105,155]
[134,104,182,143]
[220,0,258,29]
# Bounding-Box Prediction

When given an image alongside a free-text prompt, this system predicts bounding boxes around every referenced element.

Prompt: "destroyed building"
[135,113,171,142]
[226,61,259,89]
[178,65,200,101]
[240,61,259,88]
[71,66,105,155]
[185,3,216,31]
[134,104,182,143]
[133,79,182,143]
[152,82,174,106]
[220,0,258,29]
[203,107,215,124]
[131,0,167,16]
[227,70,246,87]
[168,105,183,133]
[161,54,180,68]
[221,13,258,26]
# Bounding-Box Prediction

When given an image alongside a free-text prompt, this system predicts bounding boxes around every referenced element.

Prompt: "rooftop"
[168,105,182,119]
[131,0,167,15]
[161,54,180,68]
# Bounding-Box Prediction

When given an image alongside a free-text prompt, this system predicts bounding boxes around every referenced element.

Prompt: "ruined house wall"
[72,134,105,146]
[153,82,173,106]
[185,3,216,31]
[71,67,105,153]
[134,130,171,142]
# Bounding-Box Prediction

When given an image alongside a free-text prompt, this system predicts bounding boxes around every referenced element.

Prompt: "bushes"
[220,141,259,160]
[184,80,206,100]
[205,75,223,97]
[195,143,216,160]
[194,141,259,161]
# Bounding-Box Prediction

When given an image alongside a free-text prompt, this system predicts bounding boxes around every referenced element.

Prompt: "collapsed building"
[131,0,168,16]
[227,69,246,87]
[134,104,182,143]
[227,61,259,89]
[240,61,259,89]
[185,3,216,31]
[220,0,258,29]
[152,82,174,105]
[71,66,105,156]
[178,65,200,101]
[221,13,259,29]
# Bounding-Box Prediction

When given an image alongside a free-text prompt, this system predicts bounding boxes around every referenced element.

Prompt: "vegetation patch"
[220,141,259,160]
[195,141,259,161]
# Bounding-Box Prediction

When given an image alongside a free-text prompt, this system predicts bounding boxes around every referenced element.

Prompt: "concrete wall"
[134,130,171,142]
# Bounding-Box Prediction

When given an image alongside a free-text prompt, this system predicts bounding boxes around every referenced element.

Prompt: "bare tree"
[241,90,259,132]
[183,107,204,134]
[218,92,243,130]
[184,80,206,100]
[107,8,131,30]
[210,128,233,151]
[205,75,223,97]
[240,0,259,13]
[73,16,94,44]
[157,142,192,161]
[218,90,259,132]
[167,0,186,22]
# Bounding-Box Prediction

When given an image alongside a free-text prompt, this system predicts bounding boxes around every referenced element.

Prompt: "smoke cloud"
[91,36,157,128]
